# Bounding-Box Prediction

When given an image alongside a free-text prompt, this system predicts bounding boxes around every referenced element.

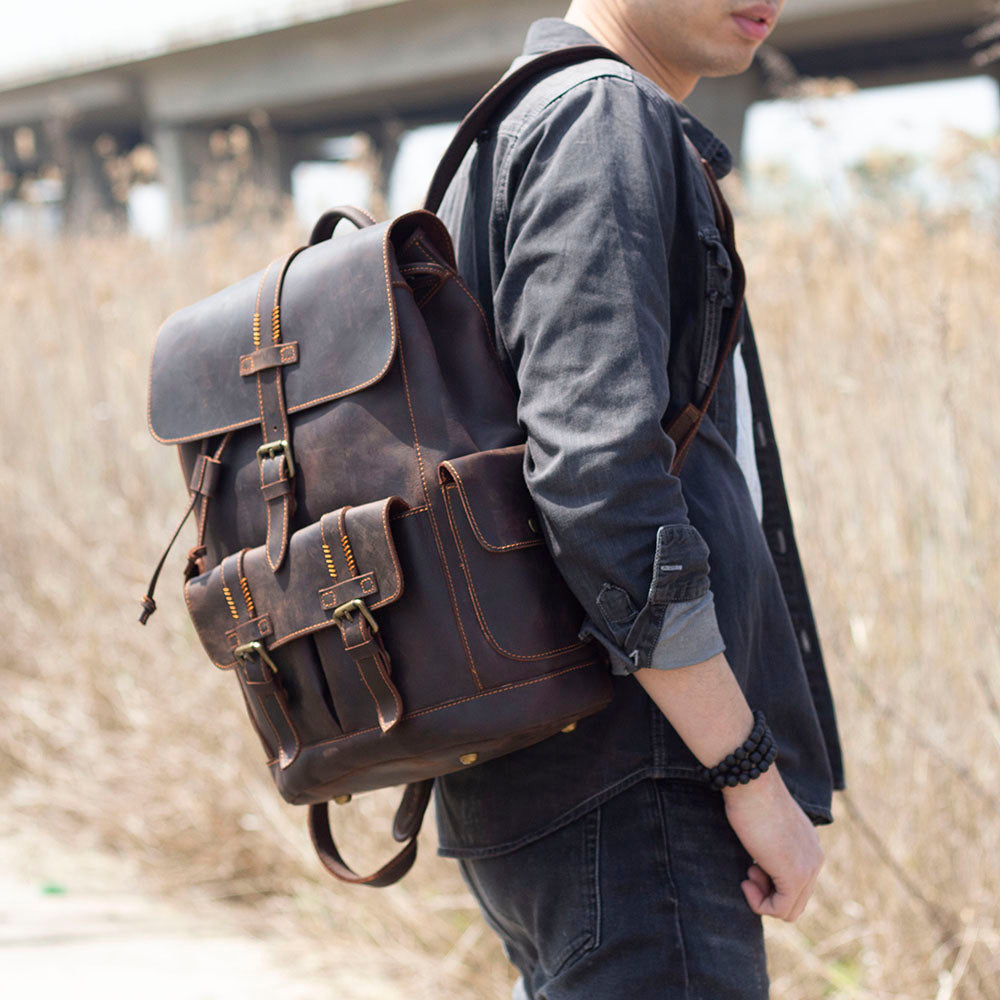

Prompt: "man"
[433,2,844,996]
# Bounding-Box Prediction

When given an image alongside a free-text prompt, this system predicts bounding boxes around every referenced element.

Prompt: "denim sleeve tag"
[620,524,713,671]
[648,524,712,605]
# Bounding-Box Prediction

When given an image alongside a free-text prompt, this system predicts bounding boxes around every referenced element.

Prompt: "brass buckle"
[333,598,379,634]
[233,640,279,674]
[256,439,295,478]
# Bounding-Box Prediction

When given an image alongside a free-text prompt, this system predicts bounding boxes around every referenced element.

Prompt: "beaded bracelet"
[701,710,778,790]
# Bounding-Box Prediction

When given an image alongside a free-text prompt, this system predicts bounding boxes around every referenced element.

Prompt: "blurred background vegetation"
[1,3,999,998]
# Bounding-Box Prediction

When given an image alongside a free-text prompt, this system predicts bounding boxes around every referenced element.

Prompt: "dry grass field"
[0,186,998,999]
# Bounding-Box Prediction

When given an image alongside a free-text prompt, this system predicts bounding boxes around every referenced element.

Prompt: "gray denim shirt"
[435,19,843,857]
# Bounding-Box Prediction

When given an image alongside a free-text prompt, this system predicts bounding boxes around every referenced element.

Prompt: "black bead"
[725,754,737,768]
[734,747,746,762]
[750,752,762,764]
[726,775,739,787]
[750,767,761,779]
[739,773,751,784]
[713,775,727,789]
[743,738,756,752]
[701,768,712,782]
[740,759,752,772]
[759,761,769,773]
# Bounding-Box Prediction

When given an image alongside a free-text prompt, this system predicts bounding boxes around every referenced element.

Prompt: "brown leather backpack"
[140,46,743,888]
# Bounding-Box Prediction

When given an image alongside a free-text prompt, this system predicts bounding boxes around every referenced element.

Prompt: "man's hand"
[634,651,824,922]
[722,765,824,922]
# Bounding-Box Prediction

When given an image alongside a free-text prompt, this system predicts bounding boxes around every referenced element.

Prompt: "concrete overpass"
[0,0,995,227]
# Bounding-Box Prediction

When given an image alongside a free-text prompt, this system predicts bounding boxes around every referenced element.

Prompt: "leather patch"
[226,615,274,647]
[239,341,299,376]
[320,572,379,611]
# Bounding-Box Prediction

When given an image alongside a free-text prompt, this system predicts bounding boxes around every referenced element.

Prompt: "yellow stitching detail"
[341,533,358,576]
[271,305,281,344]
[222,585,239,621]
[322,540,338,580]
[252,312,261,349]
[239,576,256,619]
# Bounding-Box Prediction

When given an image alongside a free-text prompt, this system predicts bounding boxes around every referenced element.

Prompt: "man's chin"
[699,55,758,81]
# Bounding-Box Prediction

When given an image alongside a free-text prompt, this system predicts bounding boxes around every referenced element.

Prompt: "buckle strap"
[319,506,404,732]
[244,248,306,573]
[335,604,403,733]
[234,641,301,769]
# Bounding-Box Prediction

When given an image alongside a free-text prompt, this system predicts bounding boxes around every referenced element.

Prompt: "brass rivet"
[334,794,352,805]
[561,722,578,734]
[459,752,479,766]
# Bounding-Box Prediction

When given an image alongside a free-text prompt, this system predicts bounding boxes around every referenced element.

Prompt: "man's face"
[628,0,786,81]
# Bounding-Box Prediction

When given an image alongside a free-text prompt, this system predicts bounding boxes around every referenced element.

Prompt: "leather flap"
[148,210,453,445]
[438,445,544,552]
[185,496,407,668]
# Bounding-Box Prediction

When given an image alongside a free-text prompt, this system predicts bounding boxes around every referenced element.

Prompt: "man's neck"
[563,2,699,101]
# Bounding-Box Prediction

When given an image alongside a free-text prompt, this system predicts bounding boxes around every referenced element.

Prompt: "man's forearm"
[634,651,755,767]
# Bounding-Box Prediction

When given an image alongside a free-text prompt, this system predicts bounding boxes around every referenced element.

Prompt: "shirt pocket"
[696,226,735,391]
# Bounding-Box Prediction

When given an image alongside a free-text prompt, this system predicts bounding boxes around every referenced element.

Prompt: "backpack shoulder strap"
[423,44,625,213]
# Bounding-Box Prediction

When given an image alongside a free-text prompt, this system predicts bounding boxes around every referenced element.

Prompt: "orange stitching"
[390,505,428,520]
[322,541,338,580]
[440,475,541,553]
[378,498,404,603]
[239,576,256,619]
[219,561,240,622]
[319,514,339,581]
[340,533,358,577]
[243,670,281,758]
[271,305,281,344]
[183,578,235,670]
[304,660,600,751]
[448,271,495,355]
[396,333,482,689]
[442,484,585,661]
[251,262,274,349]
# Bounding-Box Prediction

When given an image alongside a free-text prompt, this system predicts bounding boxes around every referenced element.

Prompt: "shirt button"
[755,422,768,448]
[799,629,813,656]
[774,529,788,555]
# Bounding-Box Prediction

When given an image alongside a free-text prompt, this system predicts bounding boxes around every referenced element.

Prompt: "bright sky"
[1,0,385,83]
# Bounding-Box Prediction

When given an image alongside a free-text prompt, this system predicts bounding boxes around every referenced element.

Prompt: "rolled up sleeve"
[493,73,725,675]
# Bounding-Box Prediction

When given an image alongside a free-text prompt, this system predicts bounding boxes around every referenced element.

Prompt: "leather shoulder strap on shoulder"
[423,44,626,214]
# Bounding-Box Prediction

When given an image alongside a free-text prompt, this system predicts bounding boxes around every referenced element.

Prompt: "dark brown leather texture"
[147,203,614,883]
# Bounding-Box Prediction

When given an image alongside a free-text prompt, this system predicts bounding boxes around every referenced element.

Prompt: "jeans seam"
[653,781,691,998]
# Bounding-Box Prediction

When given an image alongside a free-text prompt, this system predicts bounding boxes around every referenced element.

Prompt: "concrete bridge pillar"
[43,120,120,229]
[149,123,212,228]
[684,68,765,166]
[0,130,15,206]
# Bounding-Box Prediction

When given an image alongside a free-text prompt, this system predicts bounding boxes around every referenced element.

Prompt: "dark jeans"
[457,778,769,999]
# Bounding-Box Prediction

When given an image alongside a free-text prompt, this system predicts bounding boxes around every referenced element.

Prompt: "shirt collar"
[521,18,733,179]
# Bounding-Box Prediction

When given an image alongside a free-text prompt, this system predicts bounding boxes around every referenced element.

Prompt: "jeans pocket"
[458,809,601,980]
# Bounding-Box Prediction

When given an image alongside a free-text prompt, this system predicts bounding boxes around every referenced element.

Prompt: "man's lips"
[731,4,775,41]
